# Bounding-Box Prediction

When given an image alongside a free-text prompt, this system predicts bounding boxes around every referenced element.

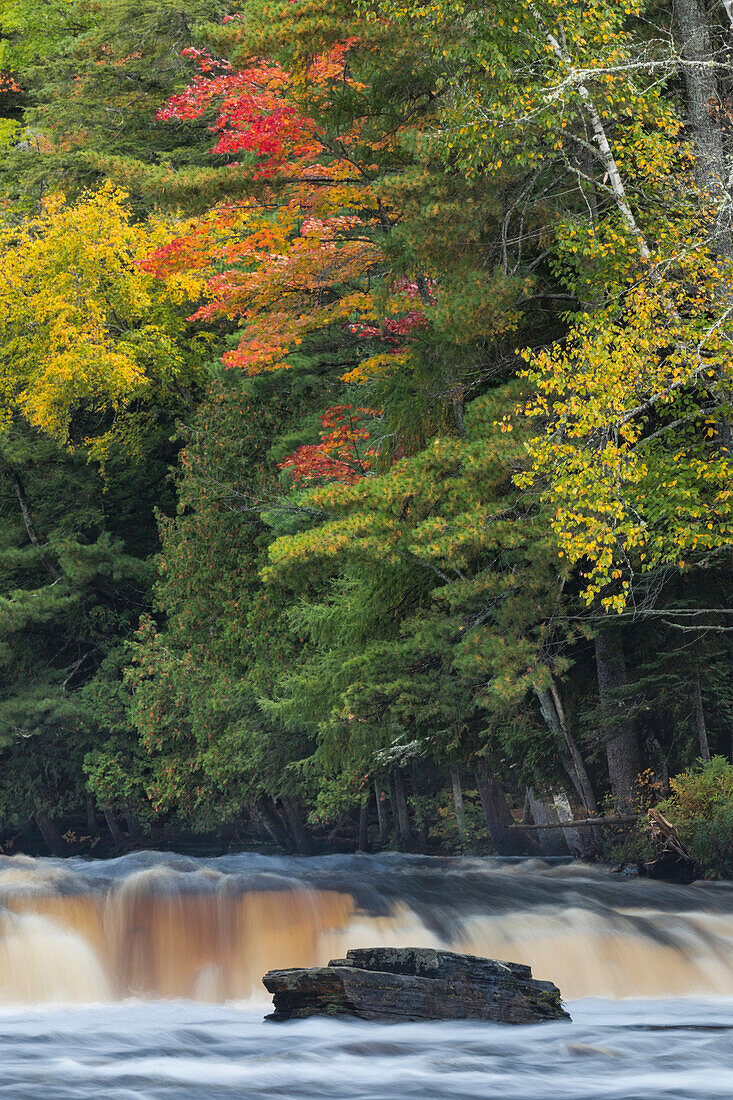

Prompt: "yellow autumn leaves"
[519,254,733,610]
[0,182,204,446]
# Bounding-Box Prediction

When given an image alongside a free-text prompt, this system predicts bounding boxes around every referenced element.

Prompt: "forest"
[0,0,730,868]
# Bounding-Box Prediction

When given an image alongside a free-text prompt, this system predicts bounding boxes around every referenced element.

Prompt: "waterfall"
[0,852,731,1004]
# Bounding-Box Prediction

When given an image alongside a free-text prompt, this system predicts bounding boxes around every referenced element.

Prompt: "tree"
[0,0,727,851]
[0,0,231,209]
[0,182,205,447]
[0,418,176,849]
[375,0,732,609]
[262,382,600,835]
[0,180,205,849]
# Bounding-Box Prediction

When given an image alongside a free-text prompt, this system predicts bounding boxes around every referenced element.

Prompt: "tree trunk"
[4,468,62,583]
[670,1,733,438]
[252,800,293,851]
[358,798,369,852]
[409,761,429,852]
[525,788,570,857]
[84,792,98,834]
[374,778,389,846]
[535,684,598,814]
[282,796,312,855]
[724,0,733,30]
[387,773,399,844]
[452,394,466,439]
[693,671,711,762]
[250,803,278,846]
[672,0,725,201]
[474,764,528,855]
[389,770,413,851]
[552,792,591,858]
[594,629,642,811]
[531,4,651,261]
[124,809,143,843]
[650,737,670,796]
[103,806,125,849]
[451,768,467,837]
[33,809,66,856]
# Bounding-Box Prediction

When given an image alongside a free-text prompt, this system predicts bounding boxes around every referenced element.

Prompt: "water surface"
[2,999,732,1099]
[0,852,731,1098]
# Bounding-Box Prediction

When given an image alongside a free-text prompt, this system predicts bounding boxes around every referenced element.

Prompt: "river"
[0,850,732,1098]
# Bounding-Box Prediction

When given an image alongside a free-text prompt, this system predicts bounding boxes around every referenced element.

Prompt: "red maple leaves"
[145,30,432,411]
[142,33,383,378]
[347,310,427,340]
[278,406,378,483]
[346,277,433,346]
[156,40,358,178]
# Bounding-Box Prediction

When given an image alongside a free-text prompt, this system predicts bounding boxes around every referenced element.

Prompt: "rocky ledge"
[263,946,570,1024]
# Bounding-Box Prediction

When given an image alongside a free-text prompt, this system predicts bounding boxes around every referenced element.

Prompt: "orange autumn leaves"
[143,34,431,482]
[143,38,383,379]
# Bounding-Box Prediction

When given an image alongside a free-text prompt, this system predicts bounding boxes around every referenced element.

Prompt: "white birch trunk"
[529,4,651,261]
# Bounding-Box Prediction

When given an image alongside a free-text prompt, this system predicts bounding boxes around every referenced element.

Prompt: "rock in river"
[263,947,570,1024]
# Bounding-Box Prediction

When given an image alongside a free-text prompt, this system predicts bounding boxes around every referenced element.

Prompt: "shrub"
[657,757,733,879]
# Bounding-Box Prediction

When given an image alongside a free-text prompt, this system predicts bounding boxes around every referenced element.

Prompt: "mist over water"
[0,851,732,1098]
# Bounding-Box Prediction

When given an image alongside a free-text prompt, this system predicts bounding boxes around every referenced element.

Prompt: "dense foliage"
[0,0,730,864]
[620,757,733,878]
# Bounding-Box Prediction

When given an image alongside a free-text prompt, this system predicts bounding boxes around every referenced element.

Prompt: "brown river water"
[0,850,731,1098]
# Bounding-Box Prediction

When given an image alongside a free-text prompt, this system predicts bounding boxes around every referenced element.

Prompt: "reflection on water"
[0,851,732,1002]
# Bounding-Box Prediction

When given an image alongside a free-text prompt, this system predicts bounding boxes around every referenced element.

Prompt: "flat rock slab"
[263,946,570,1024]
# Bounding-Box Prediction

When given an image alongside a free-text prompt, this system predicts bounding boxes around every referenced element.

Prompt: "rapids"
[0,851,732,1098]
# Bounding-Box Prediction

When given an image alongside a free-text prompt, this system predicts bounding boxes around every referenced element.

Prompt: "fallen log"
[263,947,570,1024]
[510,814,640,831]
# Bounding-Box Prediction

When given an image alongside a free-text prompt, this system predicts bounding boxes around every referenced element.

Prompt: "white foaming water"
[457,906,733,998]
[0,910,113,1004]
[0,999,732,1099]
[0,852,731,1097]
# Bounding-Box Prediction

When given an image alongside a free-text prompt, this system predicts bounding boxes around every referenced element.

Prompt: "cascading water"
[1,851,732,1098]
[1,850,732,1003]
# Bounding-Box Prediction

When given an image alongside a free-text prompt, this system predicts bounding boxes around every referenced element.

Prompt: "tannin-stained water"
[0,851,732,1099]
[1,850,732,1003]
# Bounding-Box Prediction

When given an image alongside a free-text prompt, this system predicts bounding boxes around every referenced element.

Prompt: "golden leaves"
[0,183,200,443]
[519,252,733,609]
